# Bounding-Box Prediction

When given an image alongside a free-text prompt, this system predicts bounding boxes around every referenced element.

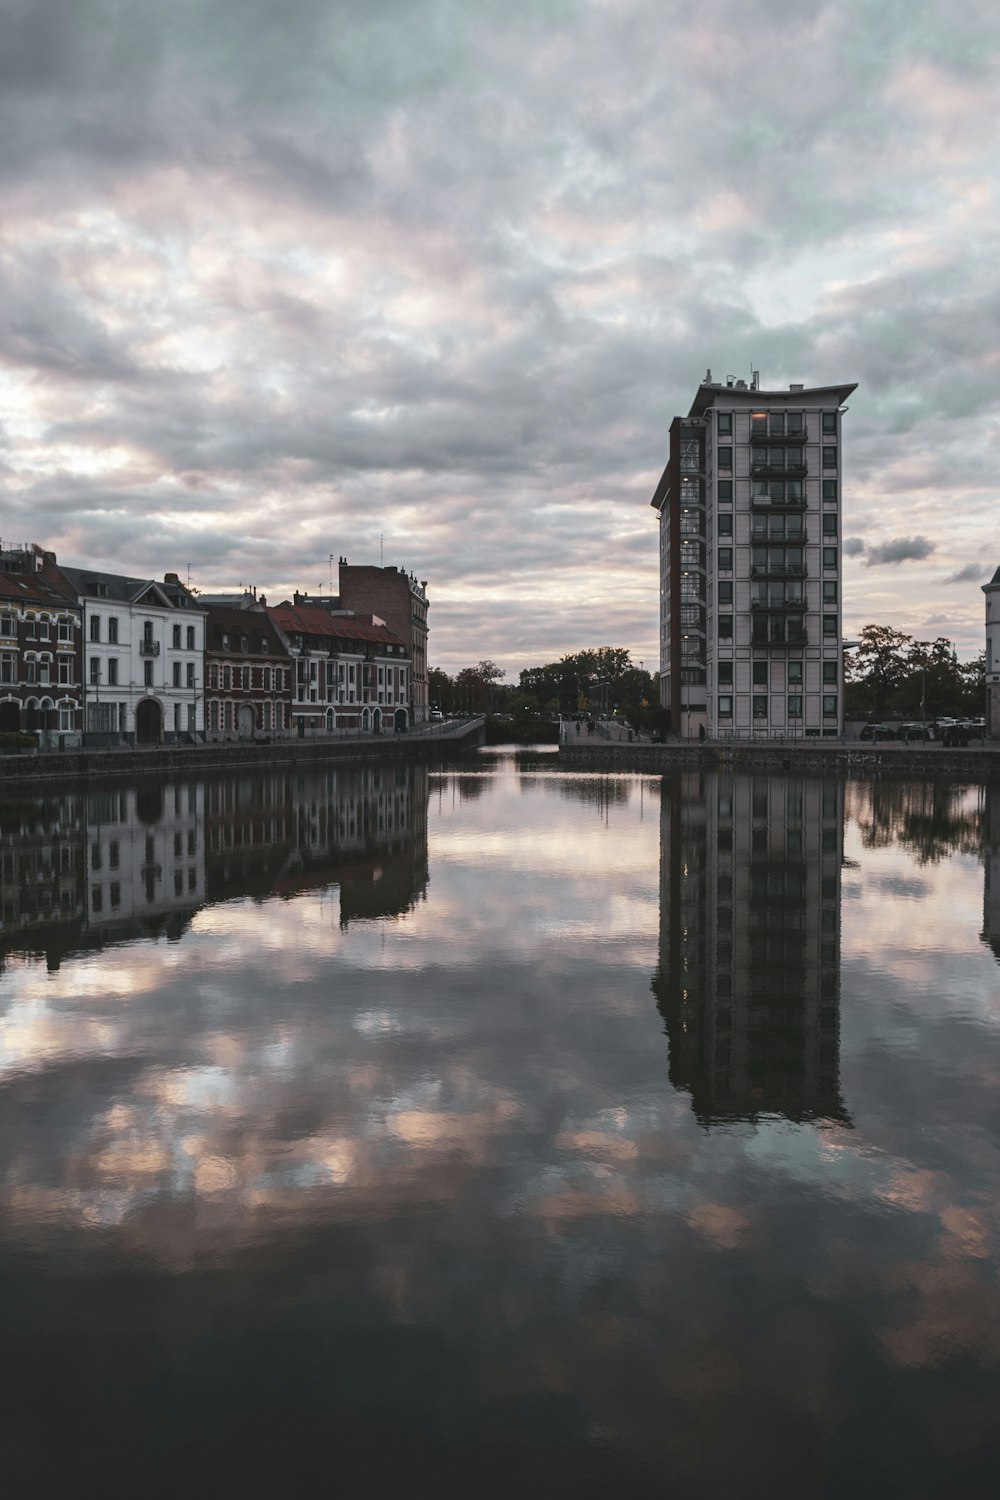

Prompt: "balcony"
[751,527,808,542]
[749,424,808,444]
[750,491,807,511]
[751,458,808,478]
[750,597,807,612]
[752,630,809,648]
[139,640,160,656]
[750,563,807,579]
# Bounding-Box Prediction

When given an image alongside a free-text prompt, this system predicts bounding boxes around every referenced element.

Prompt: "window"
[823,694,838,717]
[787,412,804,437]
[822,514,837,536]
[90,615,101,642]
[822,480,837,504]
[187,626,195,650]
[0,612,14,636]
[90,658,100,684]
[222,633,230,649]
[144,660,153,686]
[107,658,118,686]
[58,659,72,684]
[718,695,733,718]
[57,619,72,642]
[822,412,837,434]
[718,547,732,571]
[718,480,733,504]
[752,695,768,720]
[822,446,838,470]
[210,701,220,731]
[823,662,838,684]
[718,514,733,536]
[209,663,218,688]
[187,662,195,688]
[172,662,181,686]
[822,616,837,637]
[259,638,268,654]
[223,665,231,690]
[788,694,803,719]
[38,619,50,641]
[752,662,768,686]
[823,581,838,604]
[788,661,803,685]
[823,547,837,569]
[240,636,248,653]
[242,665,250,691]
[718,581,733,606]
[0,653,13,684]
[172,624,181,648]
[718,662,733,685]
[718,615,733,640]
[717,446,732,472]
[717,412,732,435]
[174,704,182,732]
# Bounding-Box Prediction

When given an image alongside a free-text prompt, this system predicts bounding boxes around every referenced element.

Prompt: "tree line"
[429,648,661,730]
[845,626,984,721]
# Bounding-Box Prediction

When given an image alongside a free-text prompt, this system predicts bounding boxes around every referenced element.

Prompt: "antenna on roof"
[380,533,384,567]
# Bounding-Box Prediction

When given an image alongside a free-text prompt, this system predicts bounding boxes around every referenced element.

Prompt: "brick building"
[333,562,429,723]
[203,602,292,739]
[268,600,411,734]
[0,543,83,744]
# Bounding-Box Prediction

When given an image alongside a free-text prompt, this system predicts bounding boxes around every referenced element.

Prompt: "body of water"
[1,750,999,1497]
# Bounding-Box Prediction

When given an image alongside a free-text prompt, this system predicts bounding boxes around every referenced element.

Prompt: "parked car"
[899,722,934,742]
[941,724,971,746]
[429,710,444,722]
[859,723,897,742]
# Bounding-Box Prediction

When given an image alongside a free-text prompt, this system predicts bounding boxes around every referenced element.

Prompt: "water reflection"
[652,770,848,1126]
[2,758,1000,1496]
[0,764,428,975]
[983,781,1000,963]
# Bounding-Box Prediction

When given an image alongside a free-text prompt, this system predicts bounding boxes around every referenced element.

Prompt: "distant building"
[984,565,1000,737]
[60,566,206,744]
[334,562,429,724]
[650,373,857,739]
[0,543,83,743]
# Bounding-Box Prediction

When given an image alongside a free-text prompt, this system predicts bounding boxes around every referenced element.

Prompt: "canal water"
[1,750,998,1497]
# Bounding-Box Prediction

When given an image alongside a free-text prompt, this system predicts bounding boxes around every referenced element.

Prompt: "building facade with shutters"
[651,373,857,739]
[267,600,411,735]
[203,602,292,740]
[60,567,206,745]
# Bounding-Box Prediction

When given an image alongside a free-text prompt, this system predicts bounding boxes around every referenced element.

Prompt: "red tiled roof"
[268,603,405,649]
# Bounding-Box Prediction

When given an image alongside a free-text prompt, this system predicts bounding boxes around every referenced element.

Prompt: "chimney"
[164,572,180,584]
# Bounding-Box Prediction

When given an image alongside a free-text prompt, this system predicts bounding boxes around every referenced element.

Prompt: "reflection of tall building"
[983,782,1000,964]
[653,769,847,1126]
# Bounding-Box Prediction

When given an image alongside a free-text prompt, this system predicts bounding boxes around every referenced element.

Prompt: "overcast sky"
[1,0,998,674]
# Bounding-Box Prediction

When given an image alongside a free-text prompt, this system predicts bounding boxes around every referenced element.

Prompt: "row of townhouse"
[0,544,421,747]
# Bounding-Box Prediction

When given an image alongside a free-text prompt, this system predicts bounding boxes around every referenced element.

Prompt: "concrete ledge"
[559,740,1000,776]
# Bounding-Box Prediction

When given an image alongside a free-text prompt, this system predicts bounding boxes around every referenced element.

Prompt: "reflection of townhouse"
[60,566,205,745]
[653,769,847,1125]
[267,601,411,735]
[84,782,205,937]
[203,764,429,924]
[203,601,292,740]
[0,789,86,972]
[0,544,83,743]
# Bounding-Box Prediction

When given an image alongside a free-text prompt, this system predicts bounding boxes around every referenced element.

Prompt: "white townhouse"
[61,567,206,745]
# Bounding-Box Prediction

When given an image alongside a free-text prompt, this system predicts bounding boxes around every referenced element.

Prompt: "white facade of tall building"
[984,565,1000,738]
[651,374,857,739]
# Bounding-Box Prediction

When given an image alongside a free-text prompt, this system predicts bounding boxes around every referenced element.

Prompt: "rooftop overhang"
[688,381,858,420]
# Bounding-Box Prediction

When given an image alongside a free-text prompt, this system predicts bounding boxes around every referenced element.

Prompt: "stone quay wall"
[0,721,486,786]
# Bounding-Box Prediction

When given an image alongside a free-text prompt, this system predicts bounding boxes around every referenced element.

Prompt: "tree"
[844,625,912,718]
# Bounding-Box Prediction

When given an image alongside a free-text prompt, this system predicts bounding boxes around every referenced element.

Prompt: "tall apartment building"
[651,373,857,739]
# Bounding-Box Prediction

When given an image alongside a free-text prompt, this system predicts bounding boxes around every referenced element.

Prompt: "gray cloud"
[843,538,866,557]
[863,537,937,567]
[944,563,988,584]
[0,0,998,667]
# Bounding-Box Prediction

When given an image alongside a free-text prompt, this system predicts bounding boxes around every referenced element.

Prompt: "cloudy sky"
[1,0,998,674]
